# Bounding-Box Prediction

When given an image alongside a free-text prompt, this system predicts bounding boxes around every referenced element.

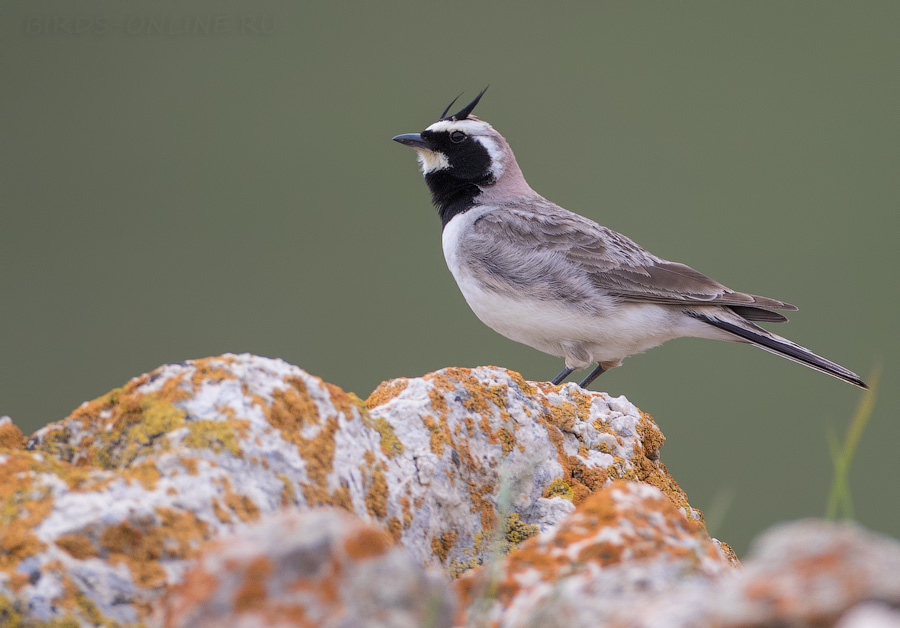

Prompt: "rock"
[532,519,900,628]
[455,480,734,627]
[0,354,696,626]
[366,365,699,573]
[3,355,898,627]
[153,507,455,628]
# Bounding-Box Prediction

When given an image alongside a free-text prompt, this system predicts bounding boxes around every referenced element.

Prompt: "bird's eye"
[450,131,466,143]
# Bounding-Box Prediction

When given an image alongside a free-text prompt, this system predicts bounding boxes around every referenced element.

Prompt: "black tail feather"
[689,311,868,389]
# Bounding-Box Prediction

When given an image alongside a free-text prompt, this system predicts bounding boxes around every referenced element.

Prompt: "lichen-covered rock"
[366,366,699,574]
[693,520,900,628]
[455,480,733,627]
[501,519,900,628]
[0,354,697,626]
[153,507,455,628]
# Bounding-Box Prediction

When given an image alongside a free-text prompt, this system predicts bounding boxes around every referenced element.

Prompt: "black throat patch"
[425,170,493,228]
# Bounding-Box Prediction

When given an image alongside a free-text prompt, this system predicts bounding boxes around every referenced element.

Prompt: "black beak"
[392,133,429,150]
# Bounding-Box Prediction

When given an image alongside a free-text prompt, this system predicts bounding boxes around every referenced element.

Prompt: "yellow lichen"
[372,417,404,457]
[277,474,297,507]
[505,513,539,546]
[545,478,575,501]
[183,419,245,457]
[0,595,22,628]
[135,397,186,445]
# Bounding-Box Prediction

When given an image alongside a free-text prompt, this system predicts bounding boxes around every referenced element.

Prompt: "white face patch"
[415,149,449,175]
[473,135,505,179]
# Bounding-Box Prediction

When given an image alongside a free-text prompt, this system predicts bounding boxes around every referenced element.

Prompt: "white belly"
[441,209,724,369]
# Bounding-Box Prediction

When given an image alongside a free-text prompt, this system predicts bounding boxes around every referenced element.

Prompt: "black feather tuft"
[439,93,463,121]
[446,86,489,121]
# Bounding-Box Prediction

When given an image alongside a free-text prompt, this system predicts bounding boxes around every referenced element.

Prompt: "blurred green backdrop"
[2,1,897,555]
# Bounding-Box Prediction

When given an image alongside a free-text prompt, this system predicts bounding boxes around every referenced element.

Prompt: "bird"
[392,89,867,390]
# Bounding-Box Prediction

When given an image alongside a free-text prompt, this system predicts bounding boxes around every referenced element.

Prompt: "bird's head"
[393,88,533,225]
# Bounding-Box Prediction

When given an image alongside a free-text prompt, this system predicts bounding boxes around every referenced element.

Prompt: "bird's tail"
[688,311,867,389]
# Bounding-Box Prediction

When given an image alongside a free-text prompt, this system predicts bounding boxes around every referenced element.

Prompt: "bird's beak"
[392,133,429,150]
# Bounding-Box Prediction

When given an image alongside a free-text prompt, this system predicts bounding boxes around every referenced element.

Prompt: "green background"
[2,1,897,556]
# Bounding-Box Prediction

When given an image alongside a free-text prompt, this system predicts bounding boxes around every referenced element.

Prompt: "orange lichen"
[0,520,48,571]
[431,529,459,563]
[179,456,199,475]
[156,508,212,557]
[100,520,168,588]
[323,382,362,419]
[233,557,272,612]
[364,379,409,409]
[222,479,261,523]
[296,416,339,507]
[385,517,403,543]
[427,388,450,419]
[330,486,352,511]
[468,482,499,532]
[162,565,219,624]
[456,481,713,612]
[399,495,413,529]
[188,360,236,390]
[99,508,210,591]
[505,369,536,396]
[497,427,516,455]
[365,467,388,519]
[0,454,55,573]
[212,499,231,523]
[421,415,448,456]
[267,378,321,436]
[55,534,99,560]
[344,527,391,560]
[637,411,663,451]
[0,421,24,450]
[122,460,161,490]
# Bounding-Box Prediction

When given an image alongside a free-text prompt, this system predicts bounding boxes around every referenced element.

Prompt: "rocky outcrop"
[153,507,456,628]
[0,354,896,628]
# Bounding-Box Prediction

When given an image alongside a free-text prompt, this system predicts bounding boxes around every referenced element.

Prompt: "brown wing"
[474,203,797,317]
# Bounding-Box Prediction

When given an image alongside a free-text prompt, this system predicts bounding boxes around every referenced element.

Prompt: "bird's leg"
[578,364,605,389]
[550,366,574,385]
